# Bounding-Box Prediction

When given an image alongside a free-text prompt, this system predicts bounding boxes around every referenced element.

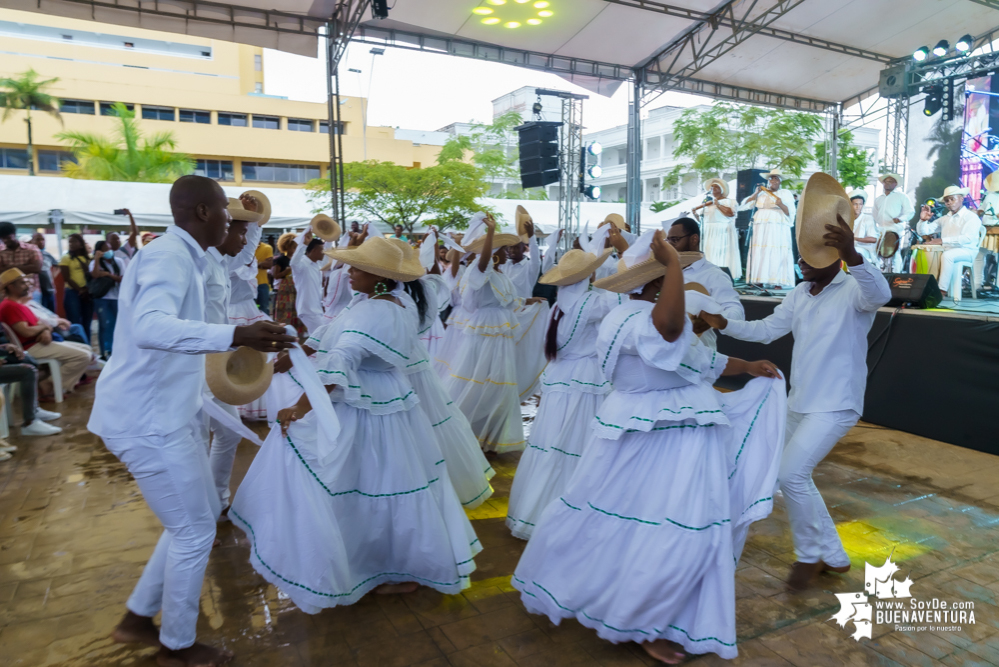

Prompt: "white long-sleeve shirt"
[683,257,744,350]
[88,226,237,439]
[505,237,541,299]
[291,237,323,332]
[205,248,231,326]
[721,258,890,415]
[873,191,915,230]
[939,207,983,251]
[227,223,263,306]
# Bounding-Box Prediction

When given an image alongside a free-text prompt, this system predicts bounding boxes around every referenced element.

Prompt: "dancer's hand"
[273,352,292,374]
[651,230,678,266]
[277,406,304,435]
[233,321,296,352]
[745,360,782,379]
[690,315,711,335]
[607,225,629,253]
[697,311,728,330]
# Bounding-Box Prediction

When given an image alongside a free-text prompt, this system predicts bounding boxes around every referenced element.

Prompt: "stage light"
[933,40,949,57]
[584,185,601,199]
[925,198,937,208]
[956,34,973,52]
[534,0,550,6]
[472,7,493,14]
[923,85,943,116]
[527,18,542,25]
[913,46,929,62]
[538,9,554,16]
[505,21,521,28]
[588,165,602,178]
[486,0,506,4]
[587,142,602,156]
[514,0,531,3]
[481,17,500,24]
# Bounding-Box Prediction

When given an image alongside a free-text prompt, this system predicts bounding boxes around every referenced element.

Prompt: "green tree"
[814,129,874,189]
[307,159,492,235]
[0,69,62,176]
[663,102,823,192]
[438,110,548,201]
[56,102,194,182]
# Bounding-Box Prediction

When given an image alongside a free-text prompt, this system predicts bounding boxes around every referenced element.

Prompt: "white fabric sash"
[420,229,438,270]
[283,324,341,467]
[201,395,264,447]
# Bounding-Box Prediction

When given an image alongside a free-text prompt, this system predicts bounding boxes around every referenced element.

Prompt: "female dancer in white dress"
[692,178,741,279]
[231,237,480,611]
[506,248,615,539]
[439,214,544,453]
[513,230,786,663]
[742,169,796,288]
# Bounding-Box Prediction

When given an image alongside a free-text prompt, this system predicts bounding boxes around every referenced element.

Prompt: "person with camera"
[58,233,95,344]
[90,239,126,358]
[109,208,141,268]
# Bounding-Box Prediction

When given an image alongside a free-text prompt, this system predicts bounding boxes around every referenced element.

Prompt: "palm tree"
[0,69,62,175]
[56,102,194,182]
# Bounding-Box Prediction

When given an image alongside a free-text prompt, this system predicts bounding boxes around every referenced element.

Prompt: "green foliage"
[666,102,824,191]
[649,200,678,213]
[815,130,873,189]
[914,114,962,219]
[0,69,62,175]
[56,103,194,182]
[307,159,492,234]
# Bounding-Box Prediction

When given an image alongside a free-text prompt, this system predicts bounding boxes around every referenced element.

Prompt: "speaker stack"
[735,168,766,273]
[516,121,562,190]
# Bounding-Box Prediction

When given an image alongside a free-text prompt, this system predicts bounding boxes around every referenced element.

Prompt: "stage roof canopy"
[3,0,998,112]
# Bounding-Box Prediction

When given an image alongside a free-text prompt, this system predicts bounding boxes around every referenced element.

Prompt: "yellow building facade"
[0,8,443,187]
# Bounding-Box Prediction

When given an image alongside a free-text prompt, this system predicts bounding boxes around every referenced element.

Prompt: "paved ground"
[2,386,999,666]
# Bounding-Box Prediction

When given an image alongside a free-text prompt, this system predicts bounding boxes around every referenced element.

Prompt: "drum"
[912,244,944,280]
[876,231,900,259]
[984,225,999,253]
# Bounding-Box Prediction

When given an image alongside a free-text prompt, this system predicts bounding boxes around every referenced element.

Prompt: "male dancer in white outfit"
[927,186,984,298]
[291,229,325,334]
[701,174,891,590]
[872,173,914,272]
[89,176,295,667]
[666,217,744,350]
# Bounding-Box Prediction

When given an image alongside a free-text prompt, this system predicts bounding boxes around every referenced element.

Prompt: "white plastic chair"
[0,323,62,404]
[950,226,989,302]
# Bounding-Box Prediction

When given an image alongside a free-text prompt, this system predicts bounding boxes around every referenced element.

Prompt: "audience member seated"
[0,328,61,440]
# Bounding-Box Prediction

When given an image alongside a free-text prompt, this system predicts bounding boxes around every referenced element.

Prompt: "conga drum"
[912,244,944,280]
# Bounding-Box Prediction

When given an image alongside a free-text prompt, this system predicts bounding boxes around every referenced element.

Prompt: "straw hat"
[878,173,902,185]
[226,197,263,223]
[848,189,868,203]
[241,190,271,225]
[592,251,702,294]
[761,169,783,181]
[685,282,710,296]
[939,185,970,200]
[985,172,999,193]
[462,231,521,255]
[277,232,297,254]
[601,213,627,230]
[515,205,533,243]
[539,248,613,287]
[325,236,424,282]
[703,178,729,198]
[795,172,854,269]
[206,347,273,406]
[0,268,24,289]
[311,214,341,243]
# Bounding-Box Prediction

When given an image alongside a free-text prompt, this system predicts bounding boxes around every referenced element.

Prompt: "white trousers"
[103,419,220,650]
[206,399,243,508]
[779,410,858,567]
[938,247,977,293]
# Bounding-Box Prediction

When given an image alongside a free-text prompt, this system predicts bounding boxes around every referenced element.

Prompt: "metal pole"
[626,75,643,234]
[829,108,839,178]
[325,22,337,215]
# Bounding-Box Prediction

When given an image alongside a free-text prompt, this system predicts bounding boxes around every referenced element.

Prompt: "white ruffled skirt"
[514,301,550,400]
[747,210,794,287]
[231,401,481,614]
[703,220,742,280]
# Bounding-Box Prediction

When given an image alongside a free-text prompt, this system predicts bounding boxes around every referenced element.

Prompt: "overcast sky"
[262,40,715,134]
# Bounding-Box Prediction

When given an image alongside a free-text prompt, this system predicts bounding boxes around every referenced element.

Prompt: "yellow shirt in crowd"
[255,243,274,285]
[59,253,89,288]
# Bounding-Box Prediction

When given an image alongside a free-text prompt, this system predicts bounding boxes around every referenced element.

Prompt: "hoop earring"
[374,281,389,296]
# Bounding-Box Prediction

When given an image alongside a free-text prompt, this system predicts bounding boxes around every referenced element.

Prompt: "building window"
[319,121,346,135]
[254,83,263,94]
[254,54,262,71]
[37,150,76,172]
[242,162,320,183]
[141,105,175,121]
[252,115,279,130]
[288,118,314,132]
[0,148,29,170]
[217,112,247,127]
[100,102,134,116]
[60,99,95,115]
[194,159,235,181]
[179,109,210,124]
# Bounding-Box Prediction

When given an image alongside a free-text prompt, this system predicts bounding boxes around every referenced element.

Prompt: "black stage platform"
[716,297,999,456]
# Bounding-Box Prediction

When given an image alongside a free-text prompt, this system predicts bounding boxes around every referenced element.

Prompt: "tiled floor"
[2,388,999,666]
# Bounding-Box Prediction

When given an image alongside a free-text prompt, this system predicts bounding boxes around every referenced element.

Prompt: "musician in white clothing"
[872,173,914,272]
[691,177,741,278]
[741,168,796,288]
[926,186,984,297]
[849,190,878,264]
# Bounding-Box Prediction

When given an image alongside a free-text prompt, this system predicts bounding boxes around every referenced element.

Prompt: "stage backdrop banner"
[717,298,999,457]
[963,75,998,212]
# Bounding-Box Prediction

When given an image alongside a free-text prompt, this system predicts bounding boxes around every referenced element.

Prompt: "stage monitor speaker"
[884,273,942,309]
[517,121,561,190]
[878,64,908,98]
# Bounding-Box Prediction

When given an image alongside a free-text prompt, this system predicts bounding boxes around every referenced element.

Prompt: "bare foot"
[642,639,685,664]
[212,537,222,549]
[374,582,419,595]
[110,611,160,647]
[157,642,234,667]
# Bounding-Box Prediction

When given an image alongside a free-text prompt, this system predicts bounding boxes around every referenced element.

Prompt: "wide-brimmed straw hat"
[796,172,854,269]
[600,213,627,230]
[593,251,702,294]
[227,197,263,223]
[0,268,24,289]
[848,189,868,203]
[515,205,533,243]
[703,178,729,198]
[311,214,341,243]
[685,282,710,296]
[985,172,999,193]
[206,347,273,406]
[462,231,521,254]
[940,185,970,200]
[878,173,902,185]
[540,248,613,287]
[277,232,297,254]
[241,190,271,225]
[761,169,783,181]
[325,236,424,282]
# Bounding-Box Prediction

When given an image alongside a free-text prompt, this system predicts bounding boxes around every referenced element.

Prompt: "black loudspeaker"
[371,0,389,18]
[884,273,942,309]
[517,121,561,189]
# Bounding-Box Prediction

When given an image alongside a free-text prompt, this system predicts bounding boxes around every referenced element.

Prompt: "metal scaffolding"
[544,90,587,249]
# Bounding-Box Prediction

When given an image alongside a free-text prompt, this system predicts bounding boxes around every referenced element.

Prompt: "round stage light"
[486,0,506,4]
[584,185,601,200]
[538,9,554,17]
[933,40,949,57]
[514,0,531,3]
[534,1,550,6]
[481,17,501,24]
[527,18,542,25]
[588,165,602,178]
[956,34,973,52]
[913,46,929,62]
[505,21,521,28]
[587,142,603,156]
[472,7,493,14]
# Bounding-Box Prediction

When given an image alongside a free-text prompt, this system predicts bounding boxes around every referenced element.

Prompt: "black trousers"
[0,363,37,424]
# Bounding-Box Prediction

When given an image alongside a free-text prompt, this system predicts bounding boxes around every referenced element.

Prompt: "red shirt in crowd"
[0,298,40,348]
